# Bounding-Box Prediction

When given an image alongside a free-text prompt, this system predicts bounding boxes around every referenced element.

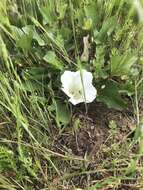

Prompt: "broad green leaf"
[16,33,33,52]
[12,25,24,39]
[13,25,45,46]
[12,25,33,52]
[111,53,137,77]
[33,31,45,46]
[97,81,126,110]
[55,100,71,127]
[84,1,101,29]
[94,16,116,44]
[43,51,64,70]
[23,25,45,46]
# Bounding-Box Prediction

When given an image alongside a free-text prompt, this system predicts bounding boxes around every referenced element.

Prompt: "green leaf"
[0,0,10,26]
[39,1,56,25]
[16,33,33,52]
[0,146,15,171]
[138,82,143,100]
[58,27,72,47]
[134,123,143,141]
[13,25,45,46]
[125,159,137,176]
[93,46,108,79]
[75,7,85,28]
[33,31,45,46]
[30,95,47,106]
[12,25,33,52]
[86,177,117,190]
[55,100,71,127]
[82,18,93,30]
[84,2,100,29]
[24,26,45,46]
[43,51,64,70]
[22,80,45,93]
[94,16,116,44]
[22,67,49,80]
[56,1,67,20]
[21,67,49,93]
[111,53,137,77]
[97,81,126,110]
[119,81,134,96]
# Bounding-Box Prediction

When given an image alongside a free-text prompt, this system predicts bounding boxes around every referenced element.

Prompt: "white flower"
[61,69,97,105]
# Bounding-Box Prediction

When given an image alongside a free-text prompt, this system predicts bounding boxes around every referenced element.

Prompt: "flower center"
[69,85,83,99]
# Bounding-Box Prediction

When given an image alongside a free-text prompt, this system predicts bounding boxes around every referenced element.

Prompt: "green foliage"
[0,174,18,190]
[97,81,126,110]
[0,0,143,189]
[39,0,57,25]
[94,16,116,44]
[55,100,71,127]
[110,52,138,77]
[0,146,16,172]
[86,178,119,190]
[43,51,64,70]
[0,0,10,26]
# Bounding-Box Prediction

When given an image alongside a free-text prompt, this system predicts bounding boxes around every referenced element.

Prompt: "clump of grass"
[0,0,143,189]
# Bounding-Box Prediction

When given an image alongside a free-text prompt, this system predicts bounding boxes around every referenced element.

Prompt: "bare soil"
[52,102,143,189]
[55,102,135,158]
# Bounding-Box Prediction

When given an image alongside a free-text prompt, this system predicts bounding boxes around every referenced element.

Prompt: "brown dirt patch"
[54,102,135,158]
[51,102,142,189]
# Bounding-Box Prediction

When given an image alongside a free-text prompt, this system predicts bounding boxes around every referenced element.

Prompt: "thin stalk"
[135,80,140,125]
[69,0,79,58]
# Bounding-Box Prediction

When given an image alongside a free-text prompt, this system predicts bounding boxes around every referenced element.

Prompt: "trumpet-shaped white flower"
[61,69,97,105]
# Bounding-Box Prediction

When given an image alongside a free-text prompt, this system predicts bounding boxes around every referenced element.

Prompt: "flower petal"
[61,87,71,97]
[61,71,74,89]
[61,69,97,105]
[69,97,84,105]
[84,85,97,103]
[75,69,93,87]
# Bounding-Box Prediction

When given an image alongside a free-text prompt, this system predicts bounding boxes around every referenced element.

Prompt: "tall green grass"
[0,0,143,189]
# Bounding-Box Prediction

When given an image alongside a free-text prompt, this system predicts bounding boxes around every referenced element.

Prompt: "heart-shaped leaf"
[43,51,64,70]
[97,81,126,110]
